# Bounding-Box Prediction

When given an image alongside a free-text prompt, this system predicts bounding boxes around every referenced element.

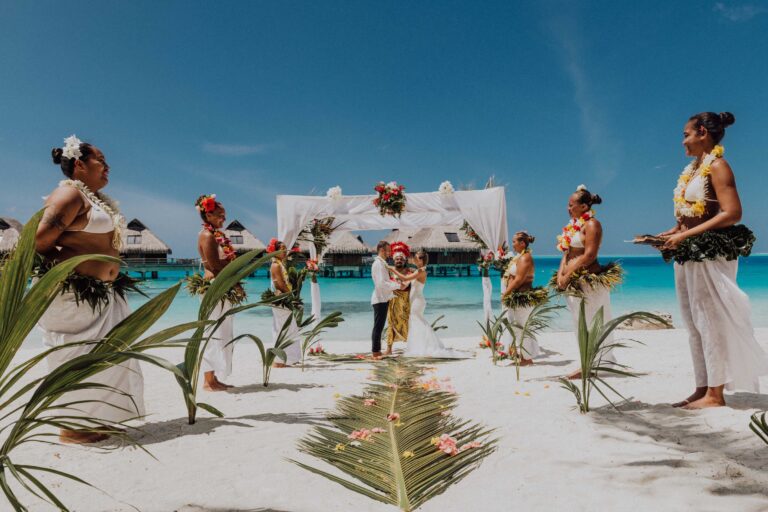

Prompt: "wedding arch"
[276,186,509,323]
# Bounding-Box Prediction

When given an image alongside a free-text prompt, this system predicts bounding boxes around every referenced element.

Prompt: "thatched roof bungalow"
[393,226,480,266]
[120,218,172,262]
[224,220,266,255]
[0,217,22,255]
[324,231,371,267]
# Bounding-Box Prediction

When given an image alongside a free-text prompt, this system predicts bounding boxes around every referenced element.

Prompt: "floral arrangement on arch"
[460,220,487,249]
[297,217,342,256]
[492,243,513,272]
[476,252,494,277]
[373,181,406,217]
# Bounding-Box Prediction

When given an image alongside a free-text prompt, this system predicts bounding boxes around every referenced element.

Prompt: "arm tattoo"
[42,211,67,231]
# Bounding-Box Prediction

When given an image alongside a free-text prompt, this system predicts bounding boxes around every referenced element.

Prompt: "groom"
[371,241,401,359]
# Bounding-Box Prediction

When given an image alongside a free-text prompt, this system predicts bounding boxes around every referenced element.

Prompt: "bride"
[389,250,462,358]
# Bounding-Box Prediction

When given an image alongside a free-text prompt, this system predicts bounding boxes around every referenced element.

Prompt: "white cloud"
[714,2,767,21]
[202,142,271,156]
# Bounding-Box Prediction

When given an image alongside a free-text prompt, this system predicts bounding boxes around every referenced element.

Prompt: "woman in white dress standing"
[659,111,768,409]
[501,231,544,365]
[388,250,462,358]
[195,194,238,391]
[554,186,622,379]
[268,239,302,367]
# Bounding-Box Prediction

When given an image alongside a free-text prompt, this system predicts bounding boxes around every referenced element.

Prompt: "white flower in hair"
[62,135,83,160]
[576,184,587,192]
[438,180,455,196]
[327,186,342,201]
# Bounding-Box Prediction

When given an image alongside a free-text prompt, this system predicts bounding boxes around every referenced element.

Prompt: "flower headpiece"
[391,241,411,258]
[576,184,587,192]
[62,135,83,160]
[196,194,218,213]
[267,238,281,253]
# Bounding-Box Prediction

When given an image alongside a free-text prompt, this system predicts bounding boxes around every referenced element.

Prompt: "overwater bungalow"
[120,218,172,264]
[0,217,22,256]
[298,231,372,277]
[391,225,480,276]
[224,220,266,255]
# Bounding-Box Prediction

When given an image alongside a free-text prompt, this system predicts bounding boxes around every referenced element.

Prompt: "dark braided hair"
[689,111,735,144]
[574,187,602,207]
[51,142,96,178]
[514,231,536,248]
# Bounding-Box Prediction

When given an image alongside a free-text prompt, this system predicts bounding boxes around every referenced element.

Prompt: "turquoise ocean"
[111,255,768,343]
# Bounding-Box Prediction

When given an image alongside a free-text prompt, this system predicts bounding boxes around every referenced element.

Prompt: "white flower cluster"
[62,134,83,160]
[386,181,398,189]
[576,184,587,192]
[438,180,455,196]
[326,186,343,201]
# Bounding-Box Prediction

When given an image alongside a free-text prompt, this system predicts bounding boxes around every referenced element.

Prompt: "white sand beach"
[17,328,768,512]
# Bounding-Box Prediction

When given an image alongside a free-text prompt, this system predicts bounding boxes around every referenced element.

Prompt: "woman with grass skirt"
[194,194,240,392]
[268,239,303,367]
[657,112,768,409]
[36,135,144,444]
[554,186,622,380]
[501,232,545,365]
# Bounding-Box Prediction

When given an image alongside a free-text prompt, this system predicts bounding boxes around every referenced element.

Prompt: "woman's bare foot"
[203,371,230,391]
[519,358,534,367]
[385,347,393,355]
[567,369,582,380]
[60,429,109,444]
[273,362,288,368]
[671,387,707,408]
[683,396,726,409]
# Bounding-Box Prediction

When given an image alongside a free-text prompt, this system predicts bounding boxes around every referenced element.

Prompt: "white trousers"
[565,285,617,365]
[201,300,234,378]
[675,258,768,392]
[501,305,542,358]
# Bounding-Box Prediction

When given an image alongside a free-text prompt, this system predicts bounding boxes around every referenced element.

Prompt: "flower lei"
[202,223,236,261]
[557,210,595,252]
[674,145,724,219]
[504,248,530,278]
[272,257,292,291]
[60,179,124,250]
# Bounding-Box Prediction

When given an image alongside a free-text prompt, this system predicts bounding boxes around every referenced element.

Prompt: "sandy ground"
[14,328,768,512]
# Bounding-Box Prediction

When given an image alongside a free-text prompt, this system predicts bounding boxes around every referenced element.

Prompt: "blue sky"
[1,0,767,257]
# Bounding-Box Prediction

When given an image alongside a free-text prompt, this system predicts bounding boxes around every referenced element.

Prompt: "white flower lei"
[60,179,124,250]
[673,145,723,219]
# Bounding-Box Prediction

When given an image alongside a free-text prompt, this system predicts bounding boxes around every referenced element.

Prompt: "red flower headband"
[391,241,411,258]
[196,194,219,213]
[267,238,281,253]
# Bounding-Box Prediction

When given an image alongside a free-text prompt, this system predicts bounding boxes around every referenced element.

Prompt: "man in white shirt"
[371,241,400,358]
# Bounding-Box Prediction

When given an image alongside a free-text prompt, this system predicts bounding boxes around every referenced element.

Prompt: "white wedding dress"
[404,279,463,358]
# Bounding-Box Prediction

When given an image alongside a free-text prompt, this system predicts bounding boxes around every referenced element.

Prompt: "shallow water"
[110,255,768,343]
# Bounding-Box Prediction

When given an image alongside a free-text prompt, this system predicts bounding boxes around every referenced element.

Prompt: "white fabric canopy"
[276,187,509,323]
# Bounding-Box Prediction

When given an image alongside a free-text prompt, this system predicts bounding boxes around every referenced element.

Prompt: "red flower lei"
[203,223,237,261]
[556,210,595,252]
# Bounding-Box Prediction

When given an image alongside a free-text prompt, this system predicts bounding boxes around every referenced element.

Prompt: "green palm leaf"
[559,301,670,412]
[750,411,768,445]
[291,359,496,511]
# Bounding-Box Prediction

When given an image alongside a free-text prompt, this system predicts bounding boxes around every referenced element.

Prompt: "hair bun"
[528,235,536,244]
[51,147,63,165]
[591,194,603,205]
[719,112,735,127]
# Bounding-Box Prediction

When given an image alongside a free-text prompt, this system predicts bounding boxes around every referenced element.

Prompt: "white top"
[67,191,114,234]
[685,174,707,202]
[371,256,400,305]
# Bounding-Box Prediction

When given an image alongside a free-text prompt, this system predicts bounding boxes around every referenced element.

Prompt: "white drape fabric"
[500,305,542,359]
[675,258,768,392]
[38,291,145,423]
[276,188,508,324]
[482,276,492,322]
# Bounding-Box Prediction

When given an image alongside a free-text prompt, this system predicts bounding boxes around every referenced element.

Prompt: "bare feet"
[272,362,288,368]
[203,371,231,391]
[567,369,582,380]
[385,347,393,356]
[671,387,707,408]
[683,395,726,409]
[60,429,109,444]
[372,352,383,360]
[519,358,534,367]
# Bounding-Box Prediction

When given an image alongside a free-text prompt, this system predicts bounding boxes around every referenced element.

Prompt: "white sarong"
[502,305,542,359]
[201,300,234,378]
[271,307,302,365]
[37,291,145,423]
[565,284,617,365]
[675,258,768,392]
